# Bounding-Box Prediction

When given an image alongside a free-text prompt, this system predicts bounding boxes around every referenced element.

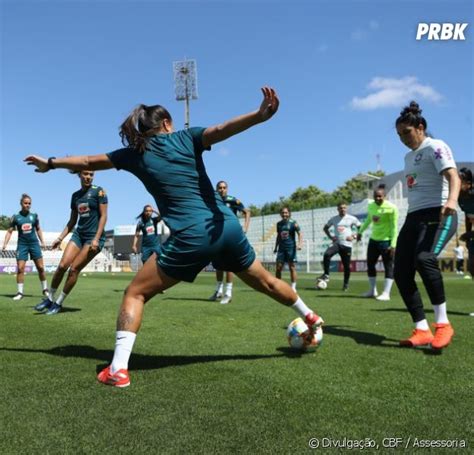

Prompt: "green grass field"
[1,272,472,453]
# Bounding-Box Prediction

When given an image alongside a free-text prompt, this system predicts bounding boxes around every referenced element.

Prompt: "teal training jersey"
[136,217,160,248]
[276,219,300,250]
[222,195,245,217]
[359,200,399,248]
[107,128,235,233]
[10,211,40,244]
[71,185,108,237]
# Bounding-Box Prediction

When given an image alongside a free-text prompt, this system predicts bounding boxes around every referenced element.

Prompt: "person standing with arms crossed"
[358,187,398,301]
[318,202,361,291]
[274,207,302,292]
[209,181,251,304]
[394,101,460,349]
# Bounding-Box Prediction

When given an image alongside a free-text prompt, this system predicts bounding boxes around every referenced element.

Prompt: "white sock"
[383,278,394,295]
[291,282,297,291]
[433,302,449,324]
[41,280,48,291]
[55,291,67,306]
[291,297,312,318]
[216,282,224,294]
[17,283,24,294]
[110,331,137,373]
[225,282,233,296]
[50,288,57,301]
[368,277,376,292]
[415,319,430,331]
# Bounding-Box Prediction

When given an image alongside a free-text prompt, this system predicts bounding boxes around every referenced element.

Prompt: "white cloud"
[350,76,443,110]
[351,20,379,41]
[216,147,231,157]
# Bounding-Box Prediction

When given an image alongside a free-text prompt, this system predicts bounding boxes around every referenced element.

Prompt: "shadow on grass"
[32,307,82,314]
[0,293,34,298]
[311,293,368,299]
[162,297,215,302]
[323,325,445,355]
[0,345,292,372]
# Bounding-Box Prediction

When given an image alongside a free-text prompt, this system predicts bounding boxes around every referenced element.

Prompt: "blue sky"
[1,0,472,231]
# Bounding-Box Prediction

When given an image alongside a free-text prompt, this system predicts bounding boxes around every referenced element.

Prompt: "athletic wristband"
[47,157,57,170]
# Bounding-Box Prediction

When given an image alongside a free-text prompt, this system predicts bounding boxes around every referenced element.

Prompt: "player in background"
[357,187,398,301]
[132,205,162,264]
[2,194,48,300]
[25,87,324,388]
[394,101,460,349]
[209,181,251,304]
[274,207,302,291]
[318,202,361,291]
[453,241,465,275]
[34,171,108,315]
[458,167,474,283]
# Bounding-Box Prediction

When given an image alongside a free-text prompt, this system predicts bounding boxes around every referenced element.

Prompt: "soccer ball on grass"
[316,279,328,290]
[287,317,323,351]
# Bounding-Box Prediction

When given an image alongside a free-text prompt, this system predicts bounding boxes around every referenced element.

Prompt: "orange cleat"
[399,328,434,347]
[97,366,130,388]
[431,323,454,349]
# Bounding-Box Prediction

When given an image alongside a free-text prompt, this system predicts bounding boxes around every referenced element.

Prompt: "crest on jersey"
[98,189,106,197]
[78,202,90,217]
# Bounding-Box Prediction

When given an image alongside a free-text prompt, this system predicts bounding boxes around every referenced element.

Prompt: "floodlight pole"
[173,59,198,130]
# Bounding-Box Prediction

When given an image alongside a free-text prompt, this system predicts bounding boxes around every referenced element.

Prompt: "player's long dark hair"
[136,205,152,222]
[459,167,473,186]
[120,105,173,153]
[395,101,428,131]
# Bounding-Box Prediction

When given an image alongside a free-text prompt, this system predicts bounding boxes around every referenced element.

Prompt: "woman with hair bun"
[2,194,48,300]
[394,101,460,349]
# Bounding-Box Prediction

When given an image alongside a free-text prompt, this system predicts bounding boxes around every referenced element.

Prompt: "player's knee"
[17,265,25,274]
[415,251,437,270]
[57,263,69,273]
[68,267,80,279]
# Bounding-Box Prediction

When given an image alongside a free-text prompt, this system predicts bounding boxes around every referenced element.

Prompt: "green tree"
[0,215,12,230]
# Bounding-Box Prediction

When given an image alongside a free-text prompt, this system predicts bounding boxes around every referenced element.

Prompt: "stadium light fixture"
[173,59,198,129]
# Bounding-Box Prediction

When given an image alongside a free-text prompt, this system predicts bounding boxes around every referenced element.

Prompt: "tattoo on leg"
[117,308,135,331]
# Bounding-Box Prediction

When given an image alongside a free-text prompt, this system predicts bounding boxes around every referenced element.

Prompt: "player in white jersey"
[453,242,464,275]
[394,101,460,350]
[319,202,361,291]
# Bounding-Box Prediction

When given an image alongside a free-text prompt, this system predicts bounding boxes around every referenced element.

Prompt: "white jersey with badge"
[326,214,361,248]
[404,137,456,213]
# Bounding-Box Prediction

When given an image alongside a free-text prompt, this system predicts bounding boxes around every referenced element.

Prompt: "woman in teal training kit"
[25,87,324,387]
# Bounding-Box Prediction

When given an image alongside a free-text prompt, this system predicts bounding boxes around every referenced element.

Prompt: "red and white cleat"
[97,366,130,388]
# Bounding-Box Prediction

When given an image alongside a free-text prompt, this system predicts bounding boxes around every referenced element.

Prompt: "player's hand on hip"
[24,155,49,172]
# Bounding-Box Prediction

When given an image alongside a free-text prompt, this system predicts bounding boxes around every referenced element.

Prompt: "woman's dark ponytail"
[120,104,172,153]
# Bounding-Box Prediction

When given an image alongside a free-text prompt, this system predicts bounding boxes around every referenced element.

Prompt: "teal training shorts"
[16,242,42,261]
[158,218,255,282]
[70,231,105,250]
